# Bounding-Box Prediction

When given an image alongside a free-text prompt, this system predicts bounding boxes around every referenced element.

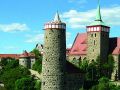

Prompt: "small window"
[58,35,60,38]
[43,82,45,85]
[92,59,94,62]
[73,57,76,60]
[91,34,93,37]
[94,40,95,45]
[95,33,96,37]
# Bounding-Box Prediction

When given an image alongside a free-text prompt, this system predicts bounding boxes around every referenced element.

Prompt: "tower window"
[95,33,96,37]
[94,40,95,45]
[43,82,45,85]
[91,34,93,37]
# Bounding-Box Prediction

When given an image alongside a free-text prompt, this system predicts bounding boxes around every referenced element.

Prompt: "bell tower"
[87,0,110,62]
[41,12,66,90]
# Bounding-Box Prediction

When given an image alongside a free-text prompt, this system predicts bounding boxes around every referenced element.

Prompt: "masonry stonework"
[87,29,109,62]
[41,13,66,90]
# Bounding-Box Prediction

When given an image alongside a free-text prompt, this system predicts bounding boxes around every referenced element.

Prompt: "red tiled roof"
[69,33,87,55]
[0,51,35,59]
[19,51,35,58]
[69,33,120,55]
[0,54,20,59]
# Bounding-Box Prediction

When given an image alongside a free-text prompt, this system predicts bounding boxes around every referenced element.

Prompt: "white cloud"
[61,6,120,29]
[66,32,71,40]
[0,23,29,32]
[67,43,72,48]
[25,34,44,43]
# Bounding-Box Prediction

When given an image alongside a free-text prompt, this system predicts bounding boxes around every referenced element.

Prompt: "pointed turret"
[90,0,106,26]
[95,0,102,21]
[54,11,61,22]
[44,12,66,30]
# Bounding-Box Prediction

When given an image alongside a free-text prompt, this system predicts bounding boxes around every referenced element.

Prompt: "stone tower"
[87,0,110,62]
[41,12,66,90]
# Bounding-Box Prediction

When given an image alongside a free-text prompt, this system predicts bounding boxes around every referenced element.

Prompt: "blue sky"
[0,0,120,54]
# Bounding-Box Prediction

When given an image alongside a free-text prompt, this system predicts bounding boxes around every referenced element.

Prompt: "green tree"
[98,77,110,90]
[31,49,42,62]
[32,59,42,73]
[31,49,42,73]
[15,77,35,90]
[0,60,30,90]
[34,80,41,90]
[80,58,89,71]
[108,54,115,78]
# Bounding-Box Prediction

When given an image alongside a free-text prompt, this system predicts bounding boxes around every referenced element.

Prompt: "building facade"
[0,50,35,69]
[19,50,35,69]
[68,2,120,80]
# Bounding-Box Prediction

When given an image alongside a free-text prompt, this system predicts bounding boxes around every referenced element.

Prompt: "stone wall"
[68,55,86,67]
[41,28,66,90]
[19,57,35,69]
[87,31,109,62]
[111,55,120,80]
[19,58,28,68]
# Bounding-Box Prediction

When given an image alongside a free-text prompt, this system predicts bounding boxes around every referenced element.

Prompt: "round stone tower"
[41,12,66,90]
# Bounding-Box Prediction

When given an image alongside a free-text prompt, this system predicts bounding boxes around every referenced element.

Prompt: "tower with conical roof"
[86,0,110,62]
[41,12,66,90]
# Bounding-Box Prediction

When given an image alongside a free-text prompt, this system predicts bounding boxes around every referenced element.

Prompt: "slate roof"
[69,33,120,55]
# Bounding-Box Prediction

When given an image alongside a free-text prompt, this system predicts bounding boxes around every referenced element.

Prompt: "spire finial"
[95,0,102,21]
[54,11,61,22]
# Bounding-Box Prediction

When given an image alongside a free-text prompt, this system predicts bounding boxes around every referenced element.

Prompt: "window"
[95,33,96,37]
[43,82,45,85]
[92,59,94,62]
[91,34,93,37]
[94,40,95,45]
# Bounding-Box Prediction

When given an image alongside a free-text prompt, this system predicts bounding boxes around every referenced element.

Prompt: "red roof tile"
[69,33,120,55]
[0,51,35,59]
[0,54,20,59]
[19,50,35,58]
[69,33,87,55]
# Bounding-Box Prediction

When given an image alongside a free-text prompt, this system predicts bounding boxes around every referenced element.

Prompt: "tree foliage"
[15,76,35,90]
[31,49,42,73]
[0,59,31,90]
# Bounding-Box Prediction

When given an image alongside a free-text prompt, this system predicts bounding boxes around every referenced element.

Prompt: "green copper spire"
[90,0,107,26]
[95,0,102,21]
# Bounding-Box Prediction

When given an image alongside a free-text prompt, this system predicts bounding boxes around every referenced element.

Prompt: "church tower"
[41,12,66,90]
[87,0,110,62]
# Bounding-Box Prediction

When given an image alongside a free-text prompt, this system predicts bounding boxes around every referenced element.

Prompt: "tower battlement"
[44,12,66,30]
